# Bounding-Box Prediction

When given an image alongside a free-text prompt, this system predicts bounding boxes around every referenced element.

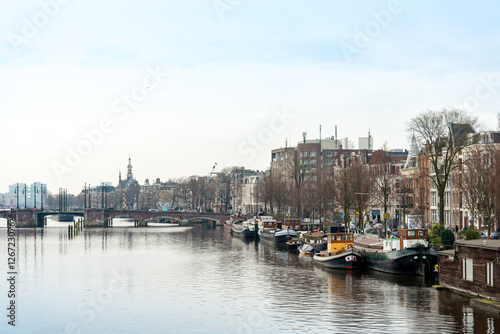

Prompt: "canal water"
[1,218,499,333]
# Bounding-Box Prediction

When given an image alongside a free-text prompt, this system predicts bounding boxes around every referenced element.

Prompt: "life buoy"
[346,243,353,248]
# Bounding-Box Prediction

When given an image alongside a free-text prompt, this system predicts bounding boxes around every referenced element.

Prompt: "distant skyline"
[1,1,500,194]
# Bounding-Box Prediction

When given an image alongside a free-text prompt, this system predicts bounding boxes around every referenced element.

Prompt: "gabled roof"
[451,123,475,146]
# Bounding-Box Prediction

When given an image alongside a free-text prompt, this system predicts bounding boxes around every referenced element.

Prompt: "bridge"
[0,209,231,227]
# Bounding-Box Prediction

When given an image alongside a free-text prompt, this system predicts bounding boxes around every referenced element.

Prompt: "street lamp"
[83,183,87,209]
[33,183,38,209]
[23,184,27,209]
[14,183,19,209]
[40,185,45,211]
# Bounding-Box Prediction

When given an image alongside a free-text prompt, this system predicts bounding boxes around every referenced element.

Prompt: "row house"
[401,135,431,227]
[271,135,373,220]
[271,136,372,185]
[369,149,407,226]
[457,131,500,231]
[405,128,500,230]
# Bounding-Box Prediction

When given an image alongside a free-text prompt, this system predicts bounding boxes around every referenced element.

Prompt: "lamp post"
[83,183,87,209]
[23,184,27,209]
[40,185,45,211]
[33,184,38,209]
[355,189,370,233]
[15,183,19,209]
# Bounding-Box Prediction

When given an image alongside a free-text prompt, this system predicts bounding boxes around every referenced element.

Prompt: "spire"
[404,134,420,169]
[127,156,133,180]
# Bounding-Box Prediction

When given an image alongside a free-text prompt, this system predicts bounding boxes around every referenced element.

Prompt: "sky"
[1,0,500,195]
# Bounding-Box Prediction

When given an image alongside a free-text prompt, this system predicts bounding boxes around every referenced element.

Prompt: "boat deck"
[354,234,383,250]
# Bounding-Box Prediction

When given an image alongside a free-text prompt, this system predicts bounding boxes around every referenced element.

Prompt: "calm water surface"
[1,218,499,333]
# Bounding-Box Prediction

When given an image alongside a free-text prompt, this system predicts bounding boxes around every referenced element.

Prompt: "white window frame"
[487,263,494,286]
[463,258,473,281]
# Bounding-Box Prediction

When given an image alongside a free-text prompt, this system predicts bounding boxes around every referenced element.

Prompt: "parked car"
[490,232,499,239]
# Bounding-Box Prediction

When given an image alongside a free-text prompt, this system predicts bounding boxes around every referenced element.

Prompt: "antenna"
[302,131,307,143]
[319,124,322,141]
[368,128,371,150]
[335,125,338,148]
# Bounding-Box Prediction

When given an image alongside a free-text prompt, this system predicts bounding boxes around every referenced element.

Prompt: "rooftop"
[455,239,500,250]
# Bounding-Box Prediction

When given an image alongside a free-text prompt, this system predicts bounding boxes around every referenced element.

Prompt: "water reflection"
[0,224,499,333]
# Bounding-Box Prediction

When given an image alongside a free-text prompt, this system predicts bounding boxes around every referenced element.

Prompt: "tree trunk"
[439,189,445,227]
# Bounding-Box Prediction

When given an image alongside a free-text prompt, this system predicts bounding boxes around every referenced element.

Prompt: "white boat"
[147,222,180,227]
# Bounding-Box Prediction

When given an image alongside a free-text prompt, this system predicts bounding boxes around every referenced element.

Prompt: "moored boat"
[231,218,259,239]
[286,237,302,250]
[223,219,233,232]
[301,230,327,251]
[258,216,298,244]
[298,243,316,256]
[355,229,437,276]
[147,222,180,227]
[313,232,362,269]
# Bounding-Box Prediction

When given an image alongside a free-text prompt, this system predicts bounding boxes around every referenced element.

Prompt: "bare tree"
[407,109,478,226]
[217,167,243,213]
[461,146,498,236]
[371,150,398,234]
[350,157,374,232]
[284,148,317,217]
[335,153,355,228]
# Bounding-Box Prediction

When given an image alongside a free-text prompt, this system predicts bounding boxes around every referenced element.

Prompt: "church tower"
[127,155,133,180]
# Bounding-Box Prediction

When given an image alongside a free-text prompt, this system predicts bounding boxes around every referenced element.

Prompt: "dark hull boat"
[231,219,259,239]
[313,247,362,270]
[360,247,437,276]
[259,228,298,245]
[356,229,437,276]
[313,232,361,270]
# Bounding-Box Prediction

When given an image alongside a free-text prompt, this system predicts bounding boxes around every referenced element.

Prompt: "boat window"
[336,235,342,241]
[347,235,352,241]
[408,230,416,238]
[418,230,425,238]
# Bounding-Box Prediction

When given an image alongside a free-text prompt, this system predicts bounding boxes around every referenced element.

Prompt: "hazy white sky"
[1,0,500,194]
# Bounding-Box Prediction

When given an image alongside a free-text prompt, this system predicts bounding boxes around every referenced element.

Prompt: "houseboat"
[301,231,327,251]
[313,232,362,269]
[231,218,259,239]
[356,228,437,276]
[258,216,298,245]
[437,239,500,302]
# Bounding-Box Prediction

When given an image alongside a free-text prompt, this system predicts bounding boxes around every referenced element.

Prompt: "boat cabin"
[302,231,326,244]
[327,233,354,253]
[260,220,282,229]
[282,218,301,230]
[383,229,429,251]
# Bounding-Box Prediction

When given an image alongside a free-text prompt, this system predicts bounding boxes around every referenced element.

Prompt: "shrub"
[458,228,481,240]
[429,224,443,246]
[440,229,455,246]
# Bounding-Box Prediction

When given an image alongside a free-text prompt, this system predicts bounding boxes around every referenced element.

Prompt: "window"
[487,263,494,286]
[326,151,332,157]
[326,159,332,165]
[463,258,473,281]
[310,152,317,157]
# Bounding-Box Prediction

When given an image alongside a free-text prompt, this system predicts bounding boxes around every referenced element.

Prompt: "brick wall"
[439,245,500,300]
